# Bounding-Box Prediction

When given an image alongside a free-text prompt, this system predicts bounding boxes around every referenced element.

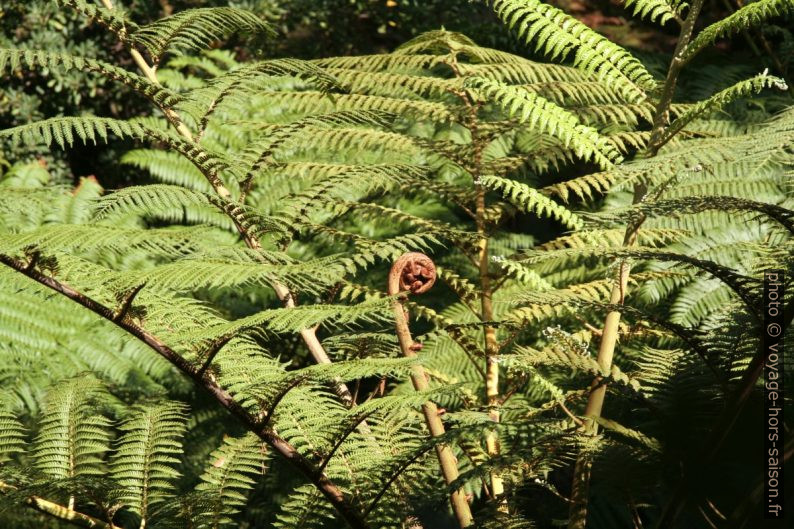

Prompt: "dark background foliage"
[3,0,791,187]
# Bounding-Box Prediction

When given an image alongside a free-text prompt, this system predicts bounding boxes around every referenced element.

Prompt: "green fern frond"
[186,60,346,131]
[495,260,554,290]
[324,68,457,99]
[130,8,274,62]
[393,29,479,54]
[92,184,215,219]
[629,196,794,233]
[313,53,450,73]
[455,61,591,85]
[0,224,227,260]
[112,401,188,520]
[34,376,111,480]
[172,297,394,349]
[54,0,136,38]
[618,0,683,24]
[0,404,25,461]
[260,91,453,122]
[486,0,656,101]
[0,117,232,186]
[195,433,265,529]
[683,0,794,63]
[662,73,789,143]
[537,228,684,250]
[121,150,214,193]
[480,175,583,229]
[467,77,622,169]
[0,49,182,108]
[590,417,662,452]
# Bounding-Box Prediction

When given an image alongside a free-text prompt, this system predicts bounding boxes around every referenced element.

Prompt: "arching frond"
[0,49,182,108]
[486,0,657,101]
[466,77,622,169]
[684,0,794,63]
[130,8,274,61]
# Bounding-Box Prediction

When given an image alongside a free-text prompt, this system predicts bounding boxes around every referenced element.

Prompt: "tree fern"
[0,1,791,528]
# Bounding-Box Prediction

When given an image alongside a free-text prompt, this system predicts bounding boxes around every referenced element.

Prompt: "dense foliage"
[0,1,792,529]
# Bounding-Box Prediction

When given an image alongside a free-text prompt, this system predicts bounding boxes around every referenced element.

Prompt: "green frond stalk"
[567,1,708,527]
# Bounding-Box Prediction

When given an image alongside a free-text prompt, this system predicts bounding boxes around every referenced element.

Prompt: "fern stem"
[567,2,706,528]
[99,0,195,143]
[647,0,707,156]
[1,481,118,528]
[452,56,507,508]
[0,254,370,529]
[388,253,474,528]
[476,184,506,506]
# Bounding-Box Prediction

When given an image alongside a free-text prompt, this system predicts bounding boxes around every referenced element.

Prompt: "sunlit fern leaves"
[618,0,684,25]
[129,8,274,62]
[0,0,793,526]
[112,401,188,522]
[194,433,266,529]
[485,0,657,102]
[466,78,622,169]
[33,376,112,480]
[0,404,25,461]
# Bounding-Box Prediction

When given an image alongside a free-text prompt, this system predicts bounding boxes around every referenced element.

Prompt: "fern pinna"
[0,1,792,529]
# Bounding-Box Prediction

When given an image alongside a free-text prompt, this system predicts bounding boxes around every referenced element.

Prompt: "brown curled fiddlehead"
[384,252,474,528]
[388,252,436,297]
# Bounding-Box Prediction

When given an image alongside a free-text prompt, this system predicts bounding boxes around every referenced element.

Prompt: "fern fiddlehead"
[388,253,474,528]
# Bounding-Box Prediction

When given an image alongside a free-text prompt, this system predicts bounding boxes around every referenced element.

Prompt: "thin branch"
[0,253,369,529]
[113,282,146,322]
[1,481,117,529]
